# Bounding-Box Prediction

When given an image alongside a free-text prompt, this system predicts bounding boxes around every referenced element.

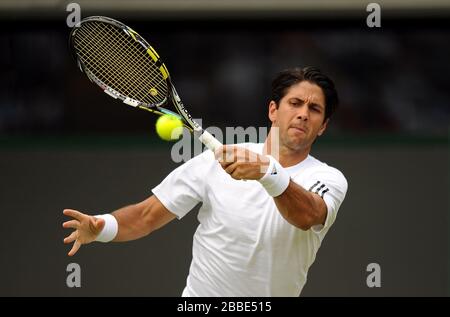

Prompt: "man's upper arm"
[151,150,212,219]
[309,190,328,226]
[300,166,348,233]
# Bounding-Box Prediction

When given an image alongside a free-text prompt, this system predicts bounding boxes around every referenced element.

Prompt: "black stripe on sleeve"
[320,188,329,198]
[308,181,320,191]
[315,184,325,194]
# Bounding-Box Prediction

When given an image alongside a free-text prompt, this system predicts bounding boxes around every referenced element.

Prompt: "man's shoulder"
[302,155,347,185]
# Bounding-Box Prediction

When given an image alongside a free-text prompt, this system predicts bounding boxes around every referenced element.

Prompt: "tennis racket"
[69,16,222,151]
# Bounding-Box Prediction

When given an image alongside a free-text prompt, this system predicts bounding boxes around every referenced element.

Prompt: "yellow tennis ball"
[155,114,184,141]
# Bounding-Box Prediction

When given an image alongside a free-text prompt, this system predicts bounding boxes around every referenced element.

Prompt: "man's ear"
[268,101,278,123]
[317,118,329,136]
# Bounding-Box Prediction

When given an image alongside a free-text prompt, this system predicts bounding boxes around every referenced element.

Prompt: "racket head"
[69,16,172,110]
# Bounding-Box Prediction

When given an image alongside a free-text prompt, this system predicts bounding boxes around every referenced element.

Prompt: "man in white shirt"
[63,66,348,296]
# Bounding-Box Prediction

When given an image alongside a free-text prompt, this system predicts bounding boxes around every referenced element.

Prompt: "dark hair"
[271,66,339,121]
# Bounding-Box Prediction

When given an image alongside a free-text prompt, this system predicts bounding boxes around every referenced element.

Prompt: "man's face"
[268,81,328,151]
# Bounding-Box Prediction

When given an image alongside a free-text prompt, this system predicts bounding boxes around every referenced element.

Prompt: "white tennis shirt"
[152,143,348,297]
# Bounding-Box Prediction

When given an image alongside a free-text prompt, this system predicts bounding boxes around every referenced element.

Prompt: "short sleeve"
[152,151,211,219]
[301,166,348,234]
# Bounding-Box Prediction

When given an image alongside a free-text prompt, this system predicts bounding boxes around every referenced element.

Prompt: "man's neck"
[263,132,310,168]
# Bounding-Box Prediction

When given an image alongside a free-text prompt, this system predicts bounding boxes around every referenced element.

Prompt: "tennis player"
[63,66,348,296]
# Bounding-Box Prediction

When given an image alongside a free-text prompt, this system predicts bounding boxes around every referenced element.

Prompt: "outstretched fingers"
[63,220,80,229]
[63,209,84,221]
[64,231,78,244]
[68,240,81,257]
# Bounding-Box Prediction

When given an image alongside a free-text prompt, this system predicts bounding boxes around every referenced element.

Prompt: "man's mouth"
[289,125,307,133]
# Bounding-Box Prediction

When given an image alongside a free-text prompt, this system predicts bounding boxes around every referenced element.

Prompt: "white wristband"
[94,214,118,243]
[258,155,290,197]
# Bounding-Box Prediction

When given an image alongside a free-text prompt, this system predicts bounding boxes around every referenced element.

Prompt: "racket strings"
[74,21,168,106]
[76,25,144,98]
[98,23,168,99]
[77,22,166,104]
[75,25,148,102]
[89,23,164,102]
[77,22,165,104]
[76,24,140,95]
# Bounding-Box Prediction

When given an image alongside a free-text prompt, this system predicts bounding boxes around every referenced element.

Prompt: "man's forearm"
[111,203,151,242]
[274,181,326,231]
[110,195,176,242]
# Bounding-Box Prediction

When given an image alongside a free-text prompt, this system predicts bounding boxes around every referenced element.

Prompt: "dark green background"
[0,136,447,296]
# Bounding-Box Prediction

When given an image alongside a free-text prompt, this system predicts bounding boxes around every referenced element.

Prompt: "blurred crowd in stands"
[1,21,448,137]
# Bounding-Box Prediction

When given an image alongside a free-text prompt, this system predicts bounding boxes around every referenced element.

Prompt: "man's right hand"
[62,209,105,256]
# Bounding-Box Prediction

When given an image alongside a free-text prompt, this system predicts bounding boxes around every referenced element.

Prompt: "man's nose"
[296,104,309,121]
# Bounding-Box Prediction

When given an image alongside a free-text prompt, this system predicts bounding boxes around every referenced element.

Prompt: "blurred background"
[0,0,448,296]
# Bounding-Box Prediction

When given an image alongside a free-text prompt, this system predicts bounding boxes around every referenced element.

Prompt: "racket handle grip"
[198,130,223,152]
